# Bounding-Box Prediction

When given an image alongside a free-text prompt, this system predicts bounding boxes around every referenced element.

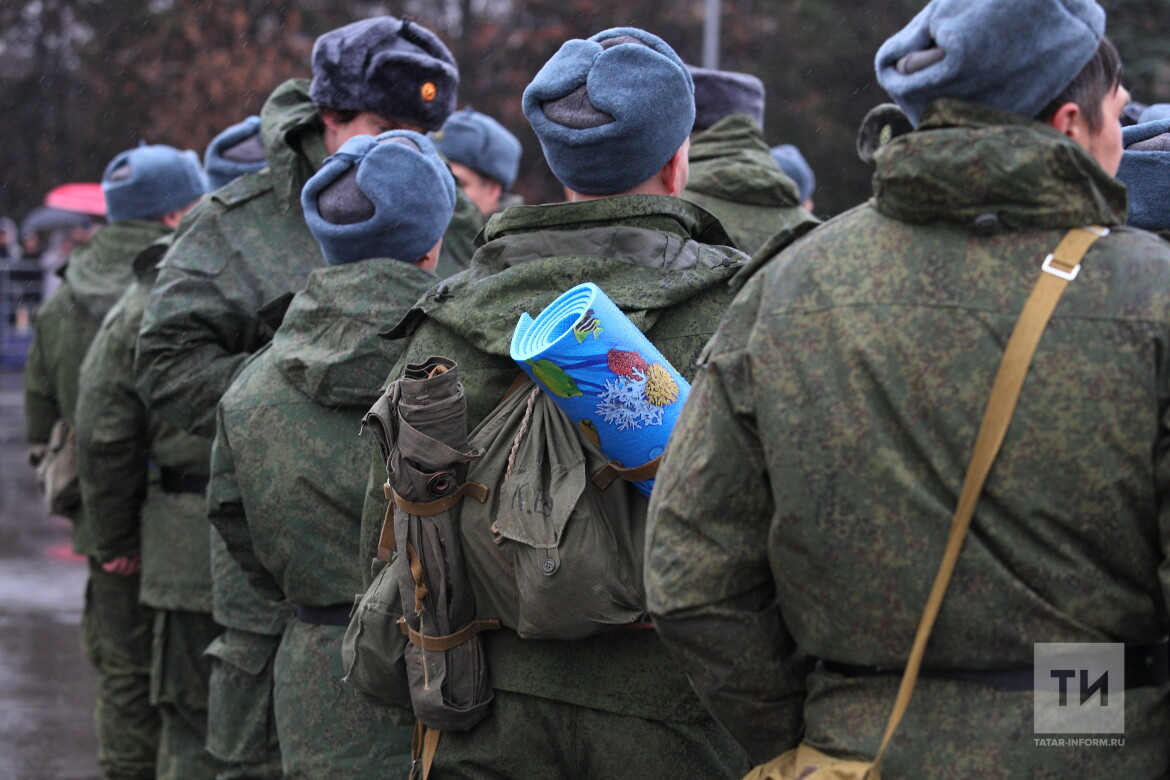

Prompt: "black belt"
[159,467,209,495]
[822,641,1169,691]
[295,604,352,627]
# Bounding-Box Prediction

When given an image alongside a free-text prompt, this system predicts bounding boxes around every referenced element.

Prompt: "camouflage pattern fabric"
[357,194,752,777]
[683,113,818,254]
[274,622,412,779]
[134,79,329,439]
[645,99,1170,774]
[24,219,171,550]
[136,80,474,439]
[437,184,485,279]
[205,627,284,779]
[151,610,226,779]
[77,254,213,611]
[208,259,434,772]
[82,560,158,780]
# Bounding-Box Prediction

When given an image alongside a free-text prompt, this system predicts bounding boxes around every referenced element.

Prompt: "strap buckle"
[1040,253,1080,281]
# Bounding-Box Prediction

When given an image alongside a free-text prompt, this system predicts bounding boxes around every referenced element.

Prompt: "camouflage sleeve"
[22,313,58,447]
[207,403,285,603]
[135,212,260,439]
[75,289,149,561]
[644,278,810,764]
[434,187,486,279]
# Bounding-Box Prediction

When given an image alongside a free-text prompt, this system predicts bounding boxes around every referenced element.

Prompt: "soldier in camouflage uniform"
[682,66,817,254]
[135,15,474,441]
[76,238,225,779]
[209,131,450,777]
[646,1,1170,776]
[25,145,206,780]
[75,118,276,780]
[356,28,751,779]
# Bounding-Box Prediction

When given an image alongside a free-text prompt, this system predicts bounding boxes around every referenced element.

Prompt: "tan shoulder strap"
[870,225,1107,775]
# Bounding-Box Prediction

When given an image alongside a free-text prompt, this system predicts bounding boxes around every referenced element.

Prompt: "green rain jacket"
[135,79,480,439]
[207,259,434,777]
[358,195,750,727]
[646,101,1170,776]
[683,113,818,254]
[209,259,437,608]
[76,242,213,611]
[24,219,171,553]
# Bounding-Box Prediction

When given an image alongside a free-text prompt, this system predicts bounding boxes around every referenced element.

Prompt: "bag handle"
[869,225,1107,775]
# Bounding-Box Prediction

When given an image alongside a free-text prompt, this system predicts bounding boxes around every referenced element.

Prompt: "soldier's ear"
[659,140,690,197]
[1045,101,1083,138]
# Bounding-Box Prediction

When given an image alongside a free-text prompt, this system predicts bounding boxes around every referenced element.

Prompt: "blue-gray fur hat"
[522,27,694,195]
[204,116,267,190]
[875,0,1106,127]
[1140,104,1170,124]
[1116,118,1170,231]
[310,16,459,132]
[433,108,522,189]
[102,144,209,223]
[770,144,816,202]
[301,131,456,265]
[688,66,765,132]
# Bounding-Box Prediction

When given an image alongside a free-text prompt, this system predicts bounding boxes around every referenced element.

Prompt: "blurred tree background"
[1,0,1167,225]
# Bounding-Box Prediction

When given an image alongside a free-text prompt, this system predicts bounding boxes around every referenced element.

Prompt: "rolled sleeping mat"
[510,282,689,496]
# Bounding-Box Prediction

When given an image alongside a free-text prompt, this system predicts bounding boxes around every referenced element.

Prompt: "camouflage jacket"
[24,219,171,552]
[683,113,818,254]
[136,80,479,439]
[646,100,1170,775]
[358,194,749,720]
[76,242,213,611]
[209,259,437,608]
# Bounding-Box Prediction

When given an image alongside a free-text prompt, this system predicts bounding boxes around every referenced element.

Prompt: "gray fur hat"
[433,108,522,189]
[204,116,266,190]
[1140,104,1170,123]
[102,144,208,223]
[1117,118,1170,231]
[522,27,694,195]
[770,144,815,202]
[310,16,459,132]
[875,0,1106,127]
[688,66,765,132]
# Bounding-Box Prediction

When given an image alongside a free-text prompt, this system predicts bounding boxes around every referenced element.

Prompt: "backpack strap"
[591,455,662,490]
[398,617,501,652]
[869,225,1107,775]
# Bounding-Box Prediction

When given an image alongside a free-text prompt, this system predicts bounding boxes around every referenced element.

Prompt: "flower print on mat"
[510,282,689,496]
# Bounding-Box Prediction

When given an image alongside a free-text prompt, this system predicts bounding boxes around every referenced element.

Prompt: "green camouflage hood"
[64,220,171,320]
[686,114,801,207]
[873,99,1128,229]
[270,260,437,407]
[260,78,328,212]
[395,195,742,357]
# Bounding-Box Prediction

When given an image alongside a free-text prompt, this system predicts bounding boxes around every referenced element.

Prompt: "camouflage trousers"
[273,620,412,778]
[81,559,157,780]
[428,688,752,780]
[150,609,226,779]
[205,628,284,780]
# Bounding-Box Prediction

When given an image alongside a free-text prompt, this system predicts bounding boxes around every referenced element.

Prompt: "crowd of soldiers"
[20,0,1170,777]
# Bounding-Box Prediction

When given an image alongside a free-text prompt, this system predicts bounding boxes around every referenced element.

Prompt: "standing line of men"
[29,1,1170,777]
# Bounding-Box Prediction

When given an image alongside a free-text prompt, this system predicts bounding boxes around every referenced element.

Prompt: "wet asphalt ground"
[0,368,100,779]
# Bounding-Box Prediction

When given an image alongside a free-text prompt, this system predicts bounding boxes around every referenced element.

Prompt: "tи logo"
[1034,643,1125,735]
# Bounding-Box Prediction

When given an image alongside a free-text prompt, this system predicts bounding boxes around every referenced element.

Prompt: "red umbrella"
[43,183,106,217]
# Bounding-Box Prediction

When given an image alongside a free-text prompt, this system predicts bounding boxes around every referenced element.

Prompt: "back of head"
[1116,118,1170,231]
[770,144,816,202]
[205,116,267,190]
[875,0,1106,127]
[688,66,765,132]
[310,16,459,132]
[102,144,209,222]
[433,108,522,190]
[301,130,457,265]
[522,27,694,195]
